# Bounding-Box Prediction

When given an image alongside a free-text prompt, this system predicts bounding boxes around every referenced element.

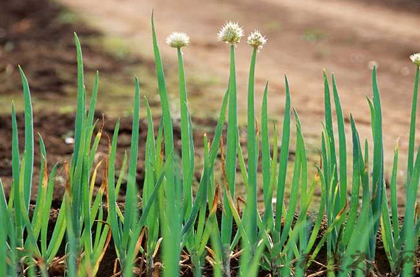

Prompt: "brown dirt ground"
[56,0,420,210]
[56,0,420,165]
[0,111,216,204]
[0,0,219,202]
[2,0,420,202]
[0,0,151,115]
[0,0,143,202]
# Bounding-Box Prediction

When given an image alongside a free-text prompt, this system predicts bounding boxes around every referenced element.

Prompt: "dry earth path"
[57,0,420,169]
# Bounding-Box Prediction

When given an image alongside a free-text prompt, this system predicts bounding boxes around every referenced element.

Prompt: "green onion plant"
[0,15,419,277]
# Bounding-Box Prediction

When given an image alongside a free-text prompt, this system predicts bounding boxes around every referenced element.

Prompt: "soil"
[0,0,217,202]
[55,0,420,218]
[0,0,140,203]
[0,112,146,203]
[0,0,148,115]
[56,0,420,166]
[0,111,218,204]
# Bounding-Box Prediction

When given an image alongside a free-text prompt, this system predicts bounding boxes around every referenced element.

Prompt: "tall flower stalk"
[402,53,420,277]
[166,32,194,219]
[407,53,420,180]
[240,31,266,276]
[166,32,204,275]
[217,22,244,274]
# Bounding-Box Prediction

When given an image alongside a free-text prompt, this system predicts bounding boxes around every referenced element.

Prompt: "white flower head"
[166,32,189,48]
[218,22,244,45]
[247,30,267,51]
[410,53,420,66]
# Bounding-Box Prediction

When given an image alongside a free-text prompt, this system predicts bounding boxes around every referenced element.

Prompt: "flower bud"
[166,32,189,48]
[218,22,244,45]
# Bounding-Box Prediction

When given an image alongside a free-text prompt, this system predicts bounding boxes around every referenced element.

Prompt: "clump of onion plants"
[0,13,419,277]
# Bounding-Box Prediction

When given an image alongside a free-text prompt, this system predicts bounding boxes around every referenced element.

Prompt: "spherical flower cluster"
[410,53,420,66]
[218,22,244,45]
[166,32,190,48]
[247,30,267,51]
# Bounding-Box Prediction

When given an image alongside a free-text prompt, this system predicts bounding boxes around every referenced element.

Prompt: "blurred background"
[1,0,420,201]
